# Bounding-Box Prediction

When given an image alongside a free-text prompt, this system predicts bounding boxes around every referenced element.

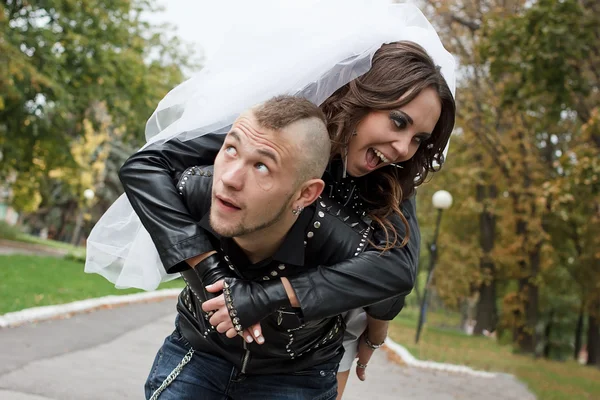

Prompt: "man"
[139,96,391,400]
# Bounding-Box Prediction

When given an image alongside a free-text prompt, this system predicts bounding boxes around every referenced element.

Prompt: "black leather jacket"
[119,133,419,322]
[175,165,377,374]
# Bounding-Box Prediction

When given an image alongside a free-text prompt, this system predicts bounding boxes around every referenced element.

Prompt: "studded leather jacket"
[175,165,378,374]
[119,134,420,358]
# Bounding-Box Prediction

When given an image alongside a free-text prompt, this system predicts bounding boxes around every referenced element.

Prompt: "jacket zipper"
[342,184,356,207]
[240,341,251,374]
[277,309,296,325]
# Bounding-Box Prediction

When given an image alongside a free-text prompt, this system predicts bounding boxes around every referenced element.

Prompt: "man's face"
[210,112,302,238]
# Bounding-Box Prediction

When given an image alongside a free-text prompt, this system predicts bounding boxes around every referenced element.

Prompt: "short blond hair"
[253,96,331,181]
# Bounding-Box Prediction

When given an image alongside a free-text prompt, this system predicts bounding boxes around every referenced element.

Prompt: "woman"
[86,2,455,397]
[290,41,454,395]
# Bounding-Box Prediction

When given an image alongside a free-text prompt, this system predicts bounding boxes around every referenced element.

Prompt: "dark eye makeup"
[389,110,432,145]
[389,110,408,129]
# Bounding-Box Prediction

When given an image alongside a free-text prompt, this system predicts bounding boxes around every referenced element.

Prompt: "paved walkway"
[0,299,535,400]
[0,240,67,257]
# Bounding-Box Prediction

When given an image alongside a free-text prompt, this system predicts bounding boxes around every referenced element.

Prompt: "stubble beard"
[210,193,294,239]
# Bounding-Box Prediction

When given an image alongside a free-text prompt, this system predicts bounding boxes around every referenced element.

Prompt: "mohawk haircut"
[252,95,331,181]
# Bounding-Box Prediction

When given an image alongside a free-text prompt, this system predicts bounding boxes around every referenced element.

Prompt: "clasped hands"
[202,280,264,344]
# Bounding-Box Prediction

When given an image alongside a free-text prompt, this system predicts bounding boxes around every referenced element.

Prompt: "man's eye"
[225,146,237,155]
[255,163,269,173]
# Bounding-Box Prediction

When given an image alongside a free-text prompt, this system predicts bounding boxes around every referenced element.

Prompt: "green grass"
[0,255,185,315]
[390,309,600,400]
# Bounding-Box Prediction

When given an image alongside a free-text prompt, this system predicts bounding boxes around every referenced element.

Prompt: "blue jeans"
[145,329,339,400]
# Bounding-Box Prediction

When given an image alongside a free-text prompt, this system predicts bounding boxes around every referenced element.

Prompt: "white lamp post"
[416,190,454,343]
[432,190,453,210]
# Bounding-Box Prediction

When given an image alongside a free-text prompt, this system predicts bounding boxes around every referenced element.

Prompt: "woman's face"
[346,87,442,177]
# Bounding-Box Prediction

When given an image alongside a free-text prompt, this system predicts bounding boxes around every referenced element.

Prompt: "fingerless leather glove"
[181,254,235,301]
[222,277,291,332]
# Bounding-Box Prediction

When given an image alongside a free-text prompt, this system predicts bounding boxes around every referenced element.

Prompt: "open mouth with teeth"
[366,147,390,169]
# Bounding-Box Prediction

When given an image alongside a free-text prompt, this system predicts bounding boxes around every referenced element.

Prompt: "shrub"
[0,221,22,240]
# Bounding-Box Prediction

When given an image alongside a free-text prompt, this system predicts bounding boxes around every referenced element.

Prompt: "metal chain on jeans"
[149,348,195,400]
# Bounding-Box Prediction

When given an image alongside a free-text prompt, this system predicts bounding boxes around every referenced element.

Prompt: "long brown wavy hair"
[320,41,456,251]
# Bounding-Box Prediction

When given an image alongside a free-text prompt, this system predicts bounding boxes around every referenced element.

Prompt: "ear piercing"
[292,206,304,215]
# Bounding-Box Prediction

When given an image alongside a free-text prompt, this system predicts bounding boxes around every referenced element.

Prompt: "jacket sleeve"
[175,166,214,221]
[288,196,420,321]
[363,295,405,321]
[118,134,225,273]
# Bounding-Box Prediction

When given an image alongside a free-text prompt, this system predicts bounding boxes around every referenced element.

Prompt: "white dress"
[339,308,368,372]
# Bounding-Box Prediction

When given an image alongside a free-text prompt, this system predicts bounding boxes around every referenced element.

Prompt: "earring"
[292,206,303,216]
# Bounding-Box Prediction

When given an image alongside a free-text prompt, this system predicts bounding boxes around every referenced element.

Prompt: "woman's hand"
[355,334,376,381]
[356,316,389,381]
[203,280,264,344]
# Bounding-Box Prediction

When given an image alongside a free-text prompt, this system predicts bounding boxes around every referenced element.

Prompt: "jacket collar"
[198,207,311,269]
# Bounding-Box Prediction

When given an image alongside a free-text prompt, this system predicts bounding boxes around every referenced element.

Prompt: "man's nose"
[220,163,246,190]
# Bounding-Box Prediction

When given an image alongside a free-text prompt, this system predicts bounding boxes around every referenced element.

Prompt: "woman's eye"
[391,116,407,129]
[224,146,237,156]
[255,163,269,173]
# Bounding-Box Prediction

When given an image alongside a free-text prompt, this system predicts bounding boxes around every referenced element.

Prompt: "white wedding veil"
[85,0,456,290]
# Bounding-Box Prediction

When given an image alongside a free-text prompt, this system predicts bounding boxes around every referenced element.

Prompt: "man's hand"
[203,280,264,344]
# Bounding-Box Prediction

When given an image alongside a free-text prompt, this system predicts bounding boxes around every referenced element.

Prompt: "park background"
[0,1,599,399]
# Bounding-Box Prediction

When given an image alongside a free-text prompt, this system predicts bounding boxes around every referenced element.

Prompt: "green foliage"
[0,0,193,208]
[0,221,22,240]
[64,250,86,263]
[416,136,483,309]
[481,0,596,120]
[421,0,599,359]
[482,0,600,327]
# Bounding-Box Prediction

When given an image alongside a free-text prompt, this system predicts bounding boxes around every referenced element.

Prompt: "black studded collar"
[198,207,312,271]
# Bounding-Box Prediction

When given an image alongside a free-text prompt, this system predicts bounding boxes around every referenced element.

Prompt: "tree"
[418,0,600,356]
[483,0,600,362]
[418,1,545,350]
[0,0,191,196]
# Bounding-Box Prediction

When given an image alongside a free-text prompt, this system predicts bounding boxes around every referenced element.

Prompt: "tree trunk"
[513,210,534,353]
[587,301,600,367]
[70,209,84,246]
[474,263,497,335]
[516,244,541,355]
[543,310,554,359]
[56,200,75,241]
[587,315,599,366]
[511,129,540,355]
[574,303,585,361]
[515,280,535,353]
[474,184,498,335]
